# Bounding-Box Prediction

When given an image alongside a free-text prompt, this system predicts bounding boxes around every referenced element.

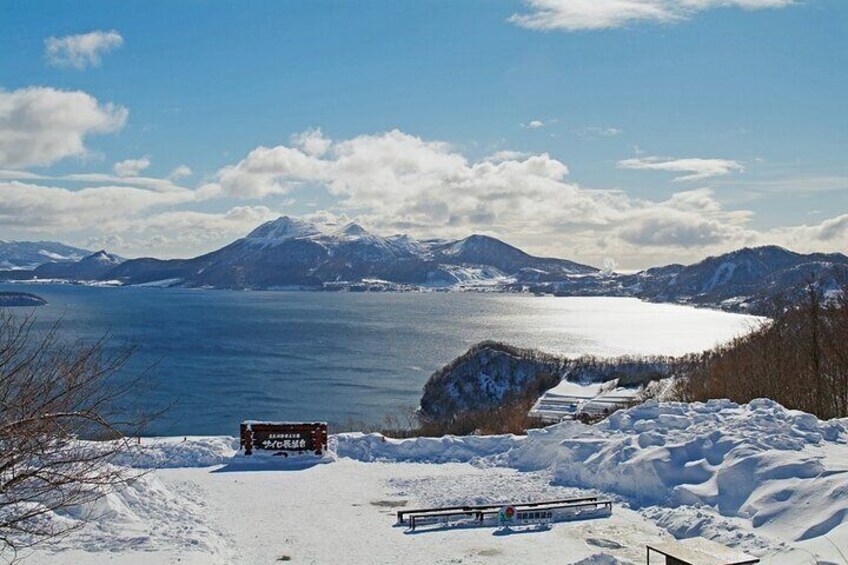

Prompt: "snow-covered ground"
[19,399,848,565]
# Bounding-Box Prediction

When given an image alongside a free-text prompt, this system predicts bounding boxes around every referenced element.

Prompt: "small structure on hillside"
[529,379,640,423]
[646,537,759,565]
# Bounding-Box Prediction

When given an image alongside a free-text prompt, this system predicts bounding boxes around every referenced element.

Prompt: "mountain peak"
[246,216,321,242]
[339,222,369,237]
[84,250,122,264]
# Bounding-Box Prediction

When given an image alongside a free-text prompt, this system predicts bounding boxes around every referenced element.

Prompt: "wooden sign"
[240,421,328,456]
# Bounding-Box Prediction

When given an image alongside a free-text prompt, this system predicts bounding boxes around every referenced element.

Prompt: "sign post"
[240,421,328,456]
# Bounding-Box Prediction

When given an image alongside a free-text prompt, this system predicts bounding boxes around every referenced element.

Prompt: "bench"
[401,497,613,531]
[397,496,598,525]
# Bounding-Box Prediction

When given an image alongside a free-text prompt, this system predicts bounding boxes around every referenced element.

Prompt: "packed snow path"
[21,399,848,564]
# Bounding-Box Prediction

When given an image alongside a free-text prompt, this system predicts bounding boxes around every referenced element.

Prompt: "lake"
[0,284,761,435]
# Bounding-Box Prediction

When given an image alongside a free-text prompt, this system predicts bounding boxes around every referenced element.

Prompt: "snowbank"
[335,432,523,463]
[114,436,238,468]
[118,399,848,550]
[331,398,848,555]
[500,399,848,546]
[25,399,848,563]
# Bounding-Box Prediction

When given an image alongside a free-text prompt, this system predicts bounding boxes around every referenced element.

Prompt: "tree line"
[676,280,848,420]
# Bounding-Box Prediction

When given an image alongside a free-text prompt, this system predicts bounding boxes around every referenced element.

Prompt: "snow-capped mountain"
[1,220,844,315]
[622,245,848,311]
[0,240,92,270]
[244,216,322,244]
[430,234,591,277]
[101,217,599,288]
[33,250,124,280]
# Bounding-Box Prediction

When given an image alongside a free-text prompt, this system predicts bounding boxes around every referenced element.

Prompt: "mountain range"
[1,217,846,314]
[0,240,92,270]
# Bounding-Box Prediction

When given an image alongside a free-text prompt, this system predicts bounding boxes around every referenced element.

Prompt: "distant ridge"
[98,216,597,289]
[1,219,845,315]
[622,245,848,312]
[0,240,91,270]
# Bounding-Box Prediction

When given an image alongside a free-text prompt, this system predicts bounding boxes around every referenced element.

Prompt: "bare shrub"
[677,279,848,419]
[0,310,154,557]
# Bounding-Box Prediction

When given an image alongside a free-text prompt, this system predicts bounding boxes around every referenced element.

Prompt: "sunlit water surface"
[1,285,761,435]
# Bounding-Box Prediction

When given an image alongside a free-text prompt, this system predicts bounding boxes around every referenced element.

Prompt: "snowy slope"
[625,245,848,312]
[19,399,848,564]
[0,240,91,270]
[33,250,124,279]
[41,216,599,289]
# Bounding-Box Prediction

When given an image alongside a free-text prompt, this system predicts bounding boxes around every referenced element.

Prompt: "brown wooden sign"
[240,421,328,456]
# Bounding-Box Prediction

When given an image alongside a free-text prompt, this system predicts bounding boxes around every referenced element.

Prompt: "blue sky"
[1,0,846,268]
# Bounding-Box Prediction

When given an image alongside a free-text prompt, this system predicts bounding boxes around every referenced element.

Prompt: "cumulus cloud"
[0,168,280,257]
[201,129,766,264]
[617,156,744,181]
[112,205,282,256]
[510,0,795,32]
[199,128,848,267]
[113,156,150,177]
[290,128,332,157]
[211,129,584,235]
[0,180,194,231]
[6,125,846,268]
[167,165,193,181]
[768,214,848,250]
[44,30,124,69]
[0,87,127,168]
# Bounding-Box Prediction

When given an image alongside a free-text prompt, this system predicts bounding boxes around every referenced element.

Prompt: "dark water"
[0,285,754,435]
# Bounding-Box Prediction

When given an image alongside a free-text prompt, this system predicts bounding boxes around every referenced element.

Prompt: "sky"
[0,0,846,269]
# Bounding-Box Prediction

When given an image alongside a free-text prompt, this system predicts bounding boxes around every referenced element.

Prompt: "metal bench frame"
[400,497,613,531]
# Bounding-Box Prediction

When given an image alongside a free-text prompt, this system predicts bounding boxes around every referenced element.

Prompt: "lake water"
[1,285,761,435]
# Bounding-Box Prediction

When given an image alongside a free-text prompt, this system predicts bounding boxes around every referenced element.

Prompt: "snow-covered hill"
[32,250,124,280]
[0,240,91,270]
[622,245,848,312]
[97,216,599,289]
[22,399,848,564]
[419,341,673,422]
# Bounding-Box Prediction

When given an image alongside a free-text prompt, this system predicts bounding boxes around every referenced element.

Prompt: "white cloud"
[486,150,532,162]
[510,0,795,32]
[215,145,327,198]
[167,165,193,181]
[0,87,127,168]
[290,128,332,157]
[0,167,277,258]
[205,129,760,265]
[113,156,150,177]
[576,126,623,138]
[112,206,281,256]
[44,30,124,69]
[5,126,846,269]
[617,156,744,181]
[0,180,194,231]
[521,119,547,129]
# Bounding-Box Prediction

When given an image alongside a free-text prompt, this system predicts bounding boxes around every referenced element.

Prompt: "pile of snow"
[118,399,848,553]
[51,471,228,556]
[113,436,238,468]
[18,399,848,563]
[336,432,522,463]
[502,399,848,551]
[331,398,848,558]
